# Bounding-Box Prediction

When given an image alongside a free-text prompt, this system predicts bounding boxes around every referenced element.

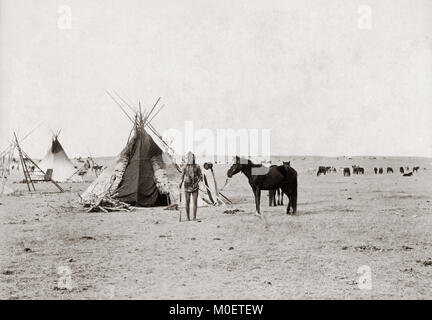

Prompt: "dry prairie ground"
[1,157,431,299]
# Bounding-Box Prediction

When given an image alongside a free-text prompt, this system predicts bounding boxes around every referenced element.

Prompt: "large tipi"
[80,97,216,208]
[36,134,81,182]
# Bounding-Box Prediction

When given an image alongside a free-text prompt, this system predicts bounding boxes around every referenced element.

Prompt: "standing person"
[179,152,202,221]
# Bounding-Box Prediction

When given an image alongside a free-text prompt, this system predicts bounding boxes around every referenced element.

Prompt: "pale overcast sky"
[1,0,431,158]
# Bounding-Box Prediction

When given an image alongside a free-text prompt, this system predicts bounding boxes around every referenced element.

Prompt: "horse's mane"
[238,157,263,168]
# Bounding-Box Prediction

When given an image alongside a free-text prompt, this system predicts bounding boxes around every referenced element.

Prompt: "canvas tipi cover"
[80,119,211,207]
[37,135,81,182]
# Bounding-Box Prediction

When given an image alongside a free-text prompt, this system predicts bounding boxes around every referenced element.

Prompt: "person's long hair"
[186,151,195,165]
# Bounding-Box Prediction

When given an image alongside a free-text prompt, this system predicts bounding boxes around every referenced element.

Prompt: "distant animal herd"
[314,165,423,177]
[263,162,426,213]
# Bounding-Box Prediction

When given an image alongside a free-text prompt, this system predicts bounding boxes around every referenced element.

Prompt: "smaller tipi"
[36,133,81,182]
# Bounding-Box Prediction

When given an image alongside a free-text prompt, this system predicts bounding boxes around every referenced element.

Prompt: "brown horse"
[227,156,297,215]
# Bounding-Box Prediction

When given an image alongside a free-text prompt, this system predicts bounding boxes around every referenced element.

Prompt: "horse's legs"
[273,190,277,206]
[280,186,291,214]
[276,188,280,205]
[292,190,297,214]
[272,190,276,206]
[255,188,261,215]
[279,188,284,206]
[268,190,271,206]
[257,189,262,214]
[287,194,293,214]
[268,190,275,207]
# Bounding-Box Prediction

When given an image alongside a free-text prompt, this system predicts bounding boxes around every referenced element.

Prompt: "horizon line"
[77,154,432,160]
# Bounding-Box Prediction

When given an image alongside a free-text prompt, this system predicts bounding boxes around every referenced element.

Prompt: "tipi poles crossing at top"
[105,91,175,155]
[13,132,64,193]
[144,97,161,124]
[147,104,165,125]
[0,123,42,159]
[112,91,136,114]
[14,132,35,192]
[0,126,42,195]
[106,91,135,124]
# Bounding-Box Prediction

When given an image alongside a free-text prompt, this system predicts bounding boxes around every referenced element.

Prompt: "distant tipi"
[37,133,81,182]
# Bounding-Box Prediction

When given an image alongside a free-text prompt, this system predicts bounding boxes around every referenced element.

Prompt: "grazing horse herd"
[316,166,337,176]
[373,165,421,176]
[226,156,425,217]
[315,165,422,177]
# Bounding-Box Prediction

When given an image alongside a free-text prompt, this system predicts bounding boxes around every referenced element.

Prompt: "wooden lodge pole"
[14,133,34,192]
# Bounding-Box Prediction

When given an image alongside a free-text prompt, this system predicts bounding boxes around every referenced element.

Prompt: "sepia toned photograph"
[0,0,431,302]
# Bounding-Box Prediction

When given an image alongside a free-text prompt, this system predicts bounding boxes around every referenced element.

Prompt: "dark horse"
[316,166,327,176]
[227,156,297,215]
